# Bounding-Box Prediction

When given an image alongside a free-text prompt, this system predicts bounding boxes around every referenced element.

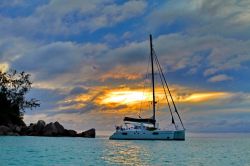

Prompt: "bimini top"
[124,117,156,124]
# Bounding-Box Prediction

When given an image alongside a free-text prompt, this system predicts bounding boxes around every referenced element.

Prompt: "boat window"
[152,132,159,135]
[122,133,127,135]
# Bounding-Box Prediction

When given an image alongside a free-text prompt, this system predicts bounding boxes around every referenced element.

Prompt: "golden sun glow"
[101,90,151,105]
[100,89,232,106]
[180,92,231,103]
[64,85,233,115]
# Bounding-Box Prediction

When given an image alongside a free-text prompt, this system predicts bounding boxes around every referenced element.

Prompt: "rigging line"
[153,49,185,130]
[154,53,177,129]
[153,49,185,129]
[155,57,176,127]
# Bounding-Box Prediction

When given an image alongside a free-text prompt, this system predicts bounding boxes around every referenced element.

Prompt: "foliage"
[0,70,40,125]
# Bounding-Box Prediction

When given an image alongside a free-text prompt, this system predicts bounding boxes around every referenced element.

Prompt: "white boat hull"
[109,129,185,140]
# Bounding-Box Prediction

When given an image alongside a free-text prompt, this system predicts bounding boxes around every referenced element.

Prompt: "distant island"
[0,70,95,138]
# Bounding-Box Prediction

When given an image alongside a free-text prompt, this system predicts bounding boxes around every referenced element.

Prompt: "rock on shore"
[0,120,95,138]
[78,128,96,138]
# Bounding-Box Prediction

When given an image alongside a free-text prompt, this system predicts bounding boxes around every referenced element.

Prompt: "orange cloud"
[59,84,234,115]
[101,90,150,105]
[100,65,144,81]
[100,72,141,81]
[98,87,232,106]
[179,92,231,103]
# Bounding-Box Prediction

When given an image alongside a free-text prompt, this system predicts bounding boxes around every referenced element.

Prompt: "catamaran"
[110,35,185,140]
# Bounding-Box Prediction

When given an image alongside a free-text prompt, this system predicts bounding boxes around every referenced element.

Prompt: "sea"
[0,133,250,166]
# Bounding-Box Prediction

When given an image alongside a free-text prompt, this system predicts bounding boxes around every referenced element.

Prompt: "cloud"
[12,41,108,83]
[147,0,250,38]
[24,113,49,125]
[100,65,143,81]
[69,87,88,96]
[2,1,250,89]
[0,0,26,7]
[185,118,250,133]
[0,0,147,37]
[203,68,217,76]
[208,74,233,82]
[7,32,250,93]
[103,34,118,43]
[0,37,37,62]
[26,88,69,114]
[184,107,250,132]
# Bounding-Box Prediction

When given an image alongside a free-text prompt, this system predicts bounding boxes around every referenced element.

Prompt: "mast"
[150,34,156,127]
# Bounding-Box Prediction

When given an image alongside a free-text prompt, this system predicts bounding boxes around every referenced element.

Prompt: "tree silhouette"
[0,70,40,126]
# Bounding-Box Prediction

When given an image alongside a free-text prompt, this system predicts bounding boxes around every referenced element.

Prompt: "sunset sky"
[0,0,250,133]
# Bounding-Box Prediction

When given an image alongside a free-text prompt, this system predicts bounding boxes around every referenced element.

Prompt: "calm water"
[0,133,250,166]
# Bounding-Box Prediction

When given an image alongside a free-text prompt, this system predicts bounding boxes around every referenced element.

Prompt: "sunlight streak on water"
[102,141,150,165]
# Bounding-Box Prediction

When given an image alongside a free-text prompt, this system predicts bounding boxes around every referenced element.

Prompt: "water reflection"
[102,141,151,166]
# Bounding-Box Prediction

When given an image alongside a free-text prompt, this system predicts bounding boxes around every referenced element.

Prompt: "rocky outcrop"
[0,125,22,136]
[0,120,95,138]
[0,125,11,135]
[64,129,77,137]
[36,120,46,132]
[78,128,95,138]
[42,121,65,136]
[21,120,45,136]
